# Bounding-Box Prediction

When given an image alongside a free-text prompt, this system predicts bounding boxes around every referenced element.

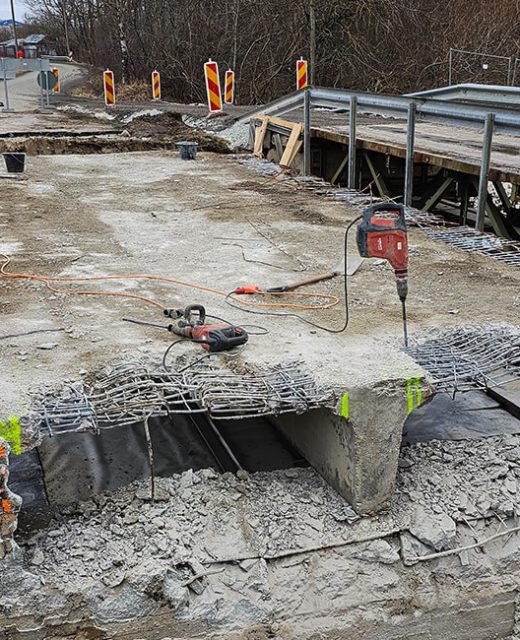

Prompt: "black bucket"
[3,152,26,173]
[176,141,198,160]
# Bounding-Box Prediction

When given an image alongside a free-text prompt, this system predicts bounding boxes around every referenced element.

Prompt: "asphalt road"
[0,62,85,112]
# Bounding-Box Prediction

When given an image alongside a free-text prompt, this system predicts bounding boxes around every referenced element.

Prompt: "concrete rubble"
[1,85,520,639]
[2,433,520,639]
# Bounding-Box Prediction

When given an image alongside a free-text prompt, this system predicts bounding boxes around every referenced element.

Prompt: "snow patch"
[121,109,164,124]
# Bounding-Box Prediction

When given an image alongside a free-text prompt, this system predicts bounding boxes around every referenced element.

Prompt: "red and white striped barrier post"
[204,59,222,113]
[224,69,235,105]
[152,70,161,101]
[103,69,115,107]
[296,57,308,90]
[52,67,60,94]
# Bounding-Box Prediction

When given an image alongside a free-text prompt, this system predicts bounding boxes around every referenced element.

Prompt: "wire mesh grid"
[30,361,337,437]
[407,326,520,394]
[424,226,520,267]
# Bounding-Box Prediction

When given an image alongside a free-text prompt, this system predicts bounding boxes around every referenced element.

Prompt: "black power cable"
[225,215,363,333]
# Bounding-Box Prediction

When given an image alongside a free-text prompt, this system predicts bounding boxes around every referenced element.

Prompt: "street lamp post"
[9,0,19,55]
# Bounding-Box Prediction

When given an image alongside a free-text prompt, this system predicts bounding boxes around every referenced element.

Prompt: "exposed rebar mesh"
[30,361,336,438]
[407,326,520,393]
[425,227,520,267]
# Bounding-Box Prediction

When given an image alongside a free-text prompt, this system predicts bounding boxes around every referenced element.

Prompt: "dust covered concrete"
[2,150,519,418]
[2,148,520,638]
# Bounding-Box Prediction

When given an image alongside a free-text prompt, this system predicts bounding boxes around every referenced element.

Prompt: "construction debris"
[0,438,22,560]
[4,434,520,637]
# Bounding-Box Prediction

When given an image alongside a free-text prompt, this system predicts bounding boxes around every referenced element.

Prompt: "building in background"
[0,34,55,58]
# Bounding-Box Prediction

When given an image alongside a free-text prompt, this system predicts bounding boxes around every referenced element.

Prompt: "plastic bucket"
[3,153,26,173]
[176,141,198,160]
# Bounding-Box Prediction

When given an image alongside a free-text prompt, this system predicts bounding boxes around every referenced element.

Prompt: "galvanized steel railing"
[245,85,520,234]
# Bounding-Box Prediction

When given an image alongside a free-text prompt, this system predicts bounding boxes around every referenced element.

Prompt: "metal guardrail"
[242,86,520,136]
[407,83,520,108]
[247,85,520,236]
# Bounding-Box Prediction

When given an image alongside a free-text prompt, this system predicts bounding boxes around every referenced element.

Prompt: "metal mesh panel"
[30,361,336,438]
[407,326,520,393]
[425,226,520,267]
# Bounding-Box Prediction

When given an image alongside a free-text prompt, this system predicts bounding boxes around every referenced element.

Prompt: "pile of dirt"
[0,111,229,156]
[123,111,230,152]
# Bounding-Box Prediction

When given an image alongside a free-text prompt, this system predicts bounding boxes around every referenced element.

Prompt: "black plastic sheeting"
[403,390,520,444]
[36,414,306,505]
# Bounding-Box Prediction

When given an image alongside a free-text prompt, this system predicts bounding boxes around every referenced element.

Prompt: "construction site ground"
[2,81,520,639]
[1,150,520,417]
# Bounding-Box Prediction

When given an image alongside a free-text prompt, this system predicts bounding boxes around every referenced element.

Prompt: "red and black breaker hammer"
[164,304,248,352]
[356,203,409,346]
[123,304,248,353]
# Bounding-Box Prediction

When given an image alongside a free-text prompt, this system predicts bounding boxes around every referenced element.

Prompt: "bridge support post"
[404,102,416,207]
[348,95,357,189]
[303,88,311,175]
[476,113,495,231]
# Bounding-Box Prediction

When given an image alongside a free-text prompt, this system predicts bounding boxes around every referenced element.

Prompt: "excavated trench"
[0,112,231,157]
[11,413,309,535]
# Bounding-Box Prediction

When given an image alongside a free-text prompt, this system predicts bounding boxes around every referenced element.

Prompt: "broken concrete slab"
[2,453,520,639]
[0,150,519,519]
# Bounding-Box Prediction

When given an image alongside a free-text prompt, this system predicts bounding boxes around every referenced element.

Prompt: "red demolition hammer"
[356,203,409,346]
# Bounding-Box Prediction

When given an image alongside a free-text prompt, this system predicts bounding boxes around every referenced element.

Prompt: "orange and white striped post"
[103,69,116,107]
[52,67,60,94]
[204,59,222,113]
[296,57,308,90]
[152,70,161,100]
[224,69,235,105]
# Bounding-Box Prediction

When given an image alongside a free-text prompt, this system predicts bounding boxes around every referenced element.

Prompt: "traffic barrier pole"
[52,67,60,94]
[204,59,222,112]
[224,69,235,105]
[297,57,308,91]
[103,69,115,107]
[152,70,161,100]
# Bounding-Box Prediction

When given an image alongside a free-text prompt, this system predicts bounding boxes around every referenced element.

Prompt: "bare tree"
[25,0,520,101]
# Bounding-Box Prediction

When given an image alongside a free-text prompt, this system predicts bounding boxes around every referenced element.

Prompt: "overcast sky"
[0,0,31,21]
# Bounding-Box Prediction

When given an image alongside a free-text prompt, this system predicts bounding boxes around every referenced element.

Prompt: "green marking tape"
[0,417,22,454]
[406,378,414,414]
[341,392,349,419]
[414,378,422,408]
[406,378,423,414]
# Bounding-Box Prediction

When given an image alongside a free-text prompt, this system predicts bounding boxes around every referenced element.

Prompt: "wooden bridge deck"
[281,108,520,185]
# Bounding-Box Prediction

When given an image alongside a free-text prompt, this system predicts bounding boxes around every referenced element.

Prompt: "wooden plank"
[488,380,520,421]
[422,176,454,211]
[493,181,512,213]
[331,152,349,184]
[253,117,269,157]
[280,124,304,168]
[470,177,512,239]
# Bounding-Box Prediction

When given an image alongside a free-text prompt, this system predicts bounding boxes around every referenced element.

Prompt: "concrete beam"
[272,381,417,515]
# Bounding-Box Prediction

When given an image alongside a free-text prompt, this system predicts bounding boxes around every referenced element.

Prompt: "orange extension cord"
[0,253,340,313]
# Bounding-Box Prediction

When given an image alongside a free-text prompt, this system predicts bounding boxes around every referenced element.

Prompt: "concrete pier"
[273,379,420,514]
